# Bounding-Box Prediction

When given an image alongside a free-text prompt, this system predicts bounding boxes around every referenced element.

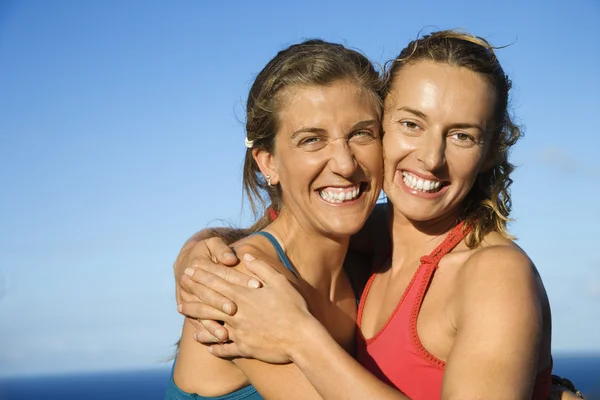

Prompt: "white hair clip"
[244,137,254,149]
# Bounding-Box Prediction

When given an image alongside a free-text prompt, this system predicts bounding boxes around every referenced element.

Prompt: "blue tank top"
[164,231,294,400]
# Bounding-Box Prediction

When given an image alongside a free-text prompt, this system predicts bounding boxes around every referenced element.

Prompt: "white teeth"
[402,172,443,193]
[318,185,362,204]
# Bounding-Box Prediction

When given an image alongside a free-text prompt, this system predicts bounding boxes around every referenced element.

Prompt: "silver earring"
[265,175,272,186]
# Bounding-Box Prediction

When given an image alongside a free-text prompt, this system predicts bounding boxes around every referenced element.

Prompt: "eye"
[297,136,327,151]
[399,121,422,131]
[448,132,477,147]
[349,130,377,144]
[299,136,321,146]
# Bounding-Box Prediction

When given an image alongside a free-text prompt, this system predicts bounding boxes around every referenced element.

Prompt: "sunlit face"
[258,79,383,238]
[382,61,496,223]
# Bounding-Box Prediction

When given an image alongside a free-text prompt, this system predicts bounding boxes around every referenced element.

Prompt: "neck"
[388,202,460,268]
[266,210,350,296]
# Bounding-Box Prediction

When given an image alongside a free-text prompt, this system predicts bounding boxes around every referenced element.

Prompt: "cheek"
[279,153,323,178]
[447,149,486,185]
[382,132,413,167]
[358,142,384,172]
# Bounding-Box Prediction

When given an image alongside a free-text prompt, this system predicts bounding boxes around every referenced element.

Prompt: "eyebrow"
[290,119,379,140]
[396,107,484,132]
[396,106,428,120]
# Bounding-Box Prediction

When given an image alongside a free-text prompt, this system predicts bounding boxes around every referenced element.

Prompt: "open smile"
[317,183,367,204]
[399,171,449,198]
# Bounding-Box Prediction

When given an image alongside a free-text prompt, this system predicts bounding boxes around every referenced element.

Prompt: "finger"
[179,274,201,302]
[185,316,202,330]
[179,301,230,323]
[204,237,238,265]
[185,319,224,343]
[181,273,237,315]
[242,254,286,285]
[197,319,229,342]
[190,259,261,289]
[180,288,200,303]
[175,284,182,305]
[194,328,225,344]
[207,342,244,359]
[183,268,246,303]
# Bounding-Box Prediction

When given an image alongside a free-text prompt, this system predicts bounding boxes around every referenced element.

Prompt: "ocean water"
[1,355,598,399]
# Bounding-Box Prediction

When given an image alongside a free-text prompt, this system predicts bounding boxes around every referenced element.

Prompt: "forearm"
[175,227,242,273]
[289,317,408,400]
[185,227,243,248]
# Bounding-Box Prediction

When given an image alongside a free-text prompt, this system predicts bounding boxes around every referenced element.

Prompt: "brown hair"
[241,39,383,236]
[385,30,521,247]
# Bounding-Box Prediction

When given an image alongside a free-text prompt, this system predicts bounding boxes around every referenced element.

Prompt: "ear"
[252,148,280,185]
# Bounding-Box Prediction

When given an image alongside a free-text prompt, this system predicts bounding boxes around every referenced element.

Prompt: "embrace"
[166,30,583,400]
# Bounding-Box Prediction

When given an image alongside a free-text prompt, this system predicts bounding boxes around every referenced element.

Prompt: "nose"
[328,139,357,178]
[417,132,446,171]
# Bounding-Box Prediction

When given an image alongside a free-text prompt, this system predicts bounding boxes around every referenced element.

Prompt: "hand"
[178,266,251,342]
[175,233,263,302]
[180,254,314,364]
[174,234,262,337]
[174,236,236,302]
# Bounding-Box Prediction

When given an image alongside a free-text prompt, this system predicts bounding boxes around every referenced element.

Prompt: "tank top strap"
[419,221,471,268]
[252,231,297,278]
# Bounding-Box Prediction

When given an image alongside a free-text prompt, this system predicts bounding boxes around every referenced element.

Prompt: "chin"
[392,204,438,222]
[323,221,364,237]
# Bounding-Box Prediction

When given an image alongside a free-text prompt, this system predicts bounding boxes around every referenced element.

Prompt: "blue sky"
[0,0,598,377]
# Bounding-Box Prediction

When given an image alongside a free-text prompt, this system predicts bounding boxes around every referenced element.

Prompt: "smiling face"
[382,60,497,223]
[255,79,383,238]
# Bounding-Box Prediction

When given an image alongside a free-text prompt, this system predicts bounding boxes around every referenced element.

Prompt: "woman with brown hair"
[166,39,385,399]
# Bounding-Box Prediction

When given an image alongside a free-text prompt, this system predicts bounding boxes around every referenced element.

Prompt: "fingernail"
[243,253,255,261]
[177,303,182,313]
[184,268,194,277]
[223,303,232,314]
[214,328,224,339]
[248,279,260,289]
[207,346,213,354]
[193,332,198,341]
[223,252,235,259]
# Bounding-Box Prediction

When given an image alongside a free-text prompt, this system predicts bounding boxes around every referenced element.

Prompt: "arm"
[442,246,544,399]
[178,246,348,400]
[174,227,256,339]
[181,251,578,400]
[176,204,388,317]
[174,227,238,304]
[182,254,409,400]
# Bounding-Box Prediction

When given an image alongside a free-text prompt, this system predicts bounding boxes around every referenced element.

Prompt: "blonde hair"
[385,30,521,247]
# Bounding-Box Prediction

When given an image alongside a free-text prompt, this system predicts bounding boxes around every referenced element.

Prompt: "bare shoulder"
[458,235,537,289]
[453,237,543,326]
[231,235,298,282]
